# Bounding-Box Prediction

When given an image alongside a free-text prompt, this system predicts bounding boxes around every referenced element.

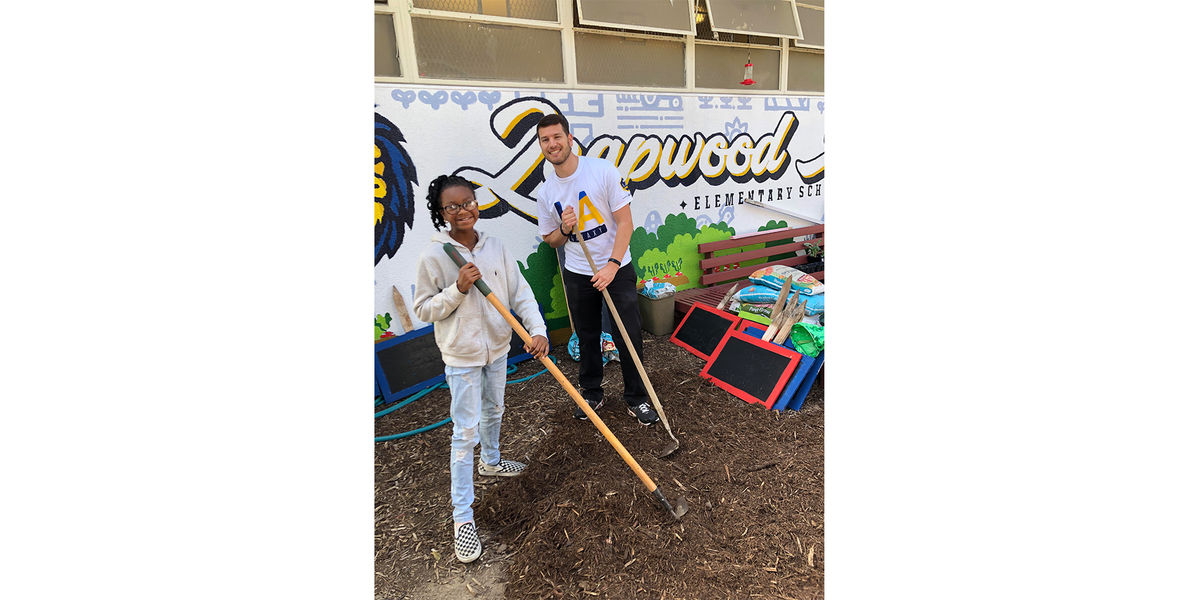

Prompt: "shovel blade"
[652,487,688,520]
[671,495,689,519]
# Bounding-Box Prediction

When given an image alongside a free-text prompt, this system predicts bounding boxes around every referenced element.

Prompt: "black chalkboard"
[701,330,801,407]
[375,326,445,402]
[375,312,537,404]
[670,303,740,361]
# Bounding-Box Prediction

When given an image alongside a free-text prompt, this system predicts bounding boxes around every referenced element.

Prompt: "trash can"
[638,293,676,336]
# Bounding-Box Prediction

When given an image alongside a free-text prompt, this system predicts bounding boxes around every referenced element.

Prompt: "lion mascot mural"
[375,113,418,265]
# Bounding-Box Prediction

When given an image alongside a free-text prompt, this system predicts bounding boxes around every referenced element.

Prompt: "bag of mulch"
[748,265,825,296]
[798,293,824,315]
[639,280,676,299]
[729,301,774,318]
[737,310,771,327]
[733,284,787,304]
[734,287,824,316]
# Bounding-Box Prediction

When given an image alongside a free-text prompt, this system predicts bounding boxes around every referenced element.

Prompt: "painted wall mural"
[374,85,824,337]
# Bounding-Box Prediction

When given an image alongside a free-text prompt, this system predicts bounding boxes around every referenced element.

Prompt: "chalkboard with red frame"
[670,303,741,361]
[700,329,802,408]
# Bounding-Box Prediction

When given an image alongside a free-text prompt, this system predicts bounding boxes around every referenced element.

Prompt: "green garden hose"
[374,356,556,442]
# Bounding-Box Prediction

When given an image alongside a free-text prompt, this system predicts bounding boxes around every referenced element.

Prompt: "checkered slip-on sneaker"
[478,458,526,477]
[453,521,482,563]
[627,401,660,426]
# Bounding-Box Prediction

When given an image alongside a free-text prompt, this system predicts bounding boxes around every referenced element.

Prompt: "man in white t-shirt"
[535,113,659,426]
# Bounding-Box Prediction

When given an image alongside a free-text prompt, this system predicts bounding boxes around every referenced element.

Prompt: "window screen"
[704,0,802,39]
[695,45,780,90]
[575,32,685,88]
[577,0,695,36]
[795,5,823,48]
[787,50,823,93]
[411,17,564,83]
[375,13,401,77]
[412,0,557,21]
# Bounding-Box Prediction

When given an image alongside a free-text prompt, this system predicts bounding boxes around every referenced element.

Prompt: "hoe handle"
[572,229,677,440]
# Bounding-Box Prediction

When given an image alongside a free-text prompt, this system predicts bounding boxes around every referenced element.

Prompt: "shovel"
[443,243,688,520]
[570,226,682,459]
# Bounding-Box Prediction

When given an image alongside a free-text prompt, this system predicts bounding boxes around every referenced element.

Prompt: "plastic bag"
[788,323,825,358]
[567,332,619,364]
[639,281,676,299]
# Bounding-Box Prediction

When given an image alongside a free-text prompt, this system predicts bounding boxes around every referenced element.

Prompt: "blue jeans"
[446,354,508,524]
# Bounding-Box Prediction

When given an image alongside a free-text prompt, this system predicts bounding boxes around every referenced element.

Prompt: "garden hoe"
[571,225,682,459]
[443,243,688,520]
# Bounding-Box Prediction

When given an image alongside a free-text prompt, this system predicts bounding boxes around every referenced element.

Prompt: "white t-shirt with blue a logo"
[536,156,633,276]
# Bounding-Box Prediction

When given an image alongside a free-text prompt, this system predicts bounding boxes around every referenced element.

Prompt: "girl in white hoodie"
[412,174,549,564]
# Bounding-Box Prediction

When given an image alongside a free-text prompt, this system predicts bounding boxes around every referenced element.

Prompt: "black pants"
[562,263,648,406]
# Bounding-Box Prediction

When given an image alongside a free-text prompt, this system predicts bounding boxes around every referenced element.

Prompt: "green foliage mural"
[631,212,735,291]
[375,313,392,341]
[759,219,796,263]
[518,242,571,332]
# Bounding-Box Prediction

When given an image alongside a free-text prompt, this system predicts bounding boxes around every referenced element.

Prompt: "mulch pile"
[375,334,824,600]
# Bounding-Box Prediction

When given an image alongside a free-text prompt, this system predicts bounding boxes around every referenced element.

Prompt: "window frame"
[575,0,698,38]
[701,0,804,41]
[573,27,688,89]
[793,2,824,50]
[374,0,823,96]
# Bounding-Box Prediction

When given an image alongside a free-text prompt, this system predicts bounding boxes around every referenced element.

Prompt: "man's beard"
[544,149,568,165]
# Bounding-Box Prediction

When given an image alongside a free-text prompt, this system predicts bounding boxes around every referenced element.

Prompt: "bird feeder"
[740,53,756,86]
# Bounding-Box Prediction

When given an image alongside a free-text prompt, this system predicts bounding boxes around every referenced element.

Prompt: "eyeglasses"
[441,199,478,214]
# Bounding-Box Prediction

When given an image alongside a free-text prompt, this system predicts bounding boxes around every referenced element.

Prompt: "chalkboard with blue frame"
[738,321,822,410]
[375,311,537,405]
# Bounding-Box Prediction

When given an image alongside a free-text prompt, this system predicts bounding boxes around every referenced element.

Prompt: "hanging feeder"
[740,52,756,86]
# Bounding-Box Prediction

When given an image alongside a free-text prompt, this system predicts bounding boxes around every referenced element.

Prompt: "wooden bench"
[674,224,824,318]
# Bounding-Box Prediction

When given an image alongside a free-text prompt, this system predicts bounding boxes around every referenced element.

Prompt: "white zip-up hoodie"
[413,229,547,368]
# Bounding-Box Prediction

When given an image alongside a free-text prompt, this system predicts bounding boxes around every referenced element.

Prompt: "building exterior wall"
[374,2,824,339]
[375,84,824,339]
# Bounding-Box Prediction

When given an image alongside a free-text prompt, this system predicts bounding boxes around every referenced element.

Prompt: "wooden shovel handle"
[442,242,661,494]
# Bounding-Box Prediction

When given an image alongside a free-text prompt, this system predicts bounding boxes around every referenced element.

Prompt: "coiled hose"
[374,356,556,442]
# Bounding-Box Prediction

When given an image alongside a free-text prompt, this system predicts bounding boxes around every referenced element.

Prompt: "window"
[787,49,822,93]
[703,0,802,39]
[695,45,780,90]
[576,0,696,36]
[411,17,564,83]
[377,0,822,94]
[795,3,823,49]
[575,31,686,88]
[375,13,401,77]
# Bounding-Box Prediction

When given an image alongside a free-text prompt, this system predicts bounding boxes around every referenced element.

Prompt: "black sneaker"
[627,402,660,426]
[573,397,603,420]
